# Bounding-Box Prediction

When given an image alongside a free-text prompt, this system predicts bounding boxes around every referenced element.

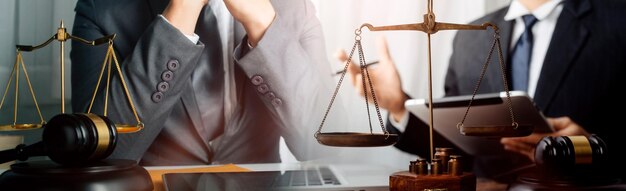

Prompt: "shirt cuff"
[247,40,254,49]
[158,15,200,44]
[389,110,409,133]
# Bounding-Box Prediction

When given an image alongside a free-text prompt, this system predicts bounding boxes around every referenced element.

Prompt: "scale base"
[390,171,476,191]
[0,159,153,191]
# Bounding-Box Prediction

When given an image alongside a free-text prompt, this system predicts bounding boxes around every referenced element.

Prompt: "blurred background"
[310,0,510,170]
[0,0,76,147]
[0,0,510,169]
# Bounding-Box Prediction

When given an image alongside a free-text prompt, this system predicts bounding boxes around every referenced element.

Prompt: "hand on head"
[500,116,590,161]
[164,0,275,47]
[163,0,208,35]
[335,36,408,122]
[223,0,276,47]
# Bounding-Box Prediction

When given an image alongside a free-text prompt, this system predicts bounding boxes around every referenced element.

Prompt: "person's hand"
[163,0,208,35]
[224,0,276,47]
[501,116,590,161]
[335,36,408,122]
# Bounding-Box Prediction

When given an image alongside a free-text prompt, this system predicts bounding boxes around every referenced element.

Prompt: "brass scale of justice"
[0,21,143,134]
[316,0,534,162]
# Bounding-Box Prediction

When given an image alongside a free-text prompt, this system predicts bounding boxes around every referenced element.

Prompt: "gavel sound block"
[0,113,153,191]
[509,135,626,191]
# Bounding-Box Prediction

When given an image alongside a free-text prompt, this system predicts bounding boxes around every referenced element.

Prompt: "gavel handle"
[0,142,45,164]
[0,147,19,164]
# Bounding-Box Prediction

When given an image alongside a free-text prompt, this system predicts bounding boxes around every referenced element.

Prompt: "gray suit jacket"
[70,0,340,165]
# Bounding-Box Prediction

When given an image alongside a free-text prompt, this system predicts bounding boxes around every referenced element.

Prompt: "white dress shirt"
[505,0,563,98]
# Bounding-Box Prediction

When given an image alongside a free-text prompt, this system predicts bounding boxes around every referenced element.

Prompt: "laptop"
[404,91,553,156]
[162,163,397,191]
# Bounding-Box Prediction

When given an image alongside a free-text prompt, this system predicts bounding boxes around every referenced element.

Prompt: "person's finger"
[335,49,348,63]
[376,36,393,65]
[523,148,536,161]
[361,74,373,95]
[503,145,517,152]
[367,71,377,89]
[355,74,376,102]
[511,133,546,145]
[335,49,360,76]
[362,74,377,102]
[546,116,571,131]
[345,60,361,82]
[501,137,535,152]
[337,49,360,87]
[501,138,535,158]
[500,137,517,145]
[503,143,532,156]
[354,73,364,97]
[350,61,361,74]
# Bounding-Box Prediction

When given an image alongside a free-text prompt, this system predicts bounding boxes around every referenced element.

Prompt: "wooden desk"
[476,178,508,191]
[145,164,250,191]
[3,163,508,191]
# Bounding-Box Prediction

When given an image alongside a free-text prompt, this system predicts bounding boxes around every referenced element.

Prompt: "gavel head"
[42,113,117,165]
[534,135,608,170]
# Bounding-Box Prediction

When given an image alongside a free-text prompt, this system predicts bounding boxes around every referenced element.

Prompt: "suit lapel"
[180,86,213,147]
[498,14,514,67]
[484,9,514,92]
[533,0,590,111]
[496,14,514,91]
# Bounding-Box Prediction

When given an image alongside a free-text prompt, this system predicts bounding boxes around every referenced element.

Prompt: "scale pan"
[316,132,398,147]
[115,124,144,134]
[460,124,533,137]
[0,124,43,131]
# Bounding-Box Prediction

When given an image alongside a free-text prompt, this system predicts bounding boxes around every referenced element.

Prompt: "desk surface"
[1,162,508,191]
[145,162,394,171]
[0,162,361,173]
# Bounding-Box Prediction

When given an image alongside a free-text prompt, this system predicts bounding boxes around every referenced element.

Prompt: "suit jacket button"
[271,98,282,107]
[167,60,180,71]
[157,81,170,92]
[152,92,164,103]
[257,84,269,94]
[265,92,276,100]
[251,75,264,85]
[161,70,174,81]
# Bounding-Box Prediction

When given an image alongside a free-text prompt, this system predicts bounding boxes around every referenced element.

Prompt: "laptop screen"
[163,167,341,191]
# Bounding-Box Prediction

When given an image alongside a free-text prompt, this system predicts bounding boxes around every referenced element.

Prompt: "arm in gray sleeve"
[70,0,204,161]
[232,0,346,160]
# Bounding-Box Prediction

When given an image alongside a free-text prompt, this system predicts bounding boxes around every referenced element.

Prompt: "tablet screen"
[163,171,282,191]
[405,91,552,156]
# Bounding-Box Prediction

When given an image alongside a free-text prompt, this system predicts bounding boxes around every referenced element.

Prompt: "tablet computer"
[162,164,394,191]
[405,91,553,156]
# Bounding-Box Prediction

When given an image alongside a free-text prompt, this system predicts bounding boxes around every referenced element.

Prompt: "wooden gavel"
[0,113,117,165]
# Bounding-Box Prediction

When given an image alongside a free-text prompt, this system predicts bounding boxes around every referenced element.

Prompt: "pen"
[333,61,380,76]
